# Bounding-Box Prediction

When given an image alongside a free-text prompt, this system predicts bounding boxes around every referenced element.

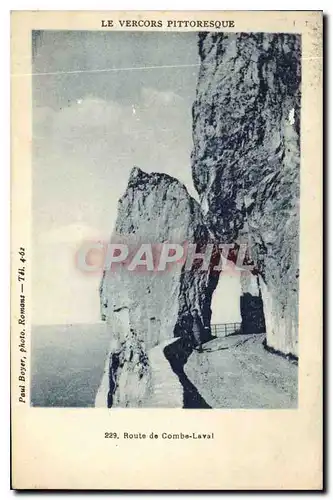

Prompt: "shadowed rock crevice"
[164,338,211,409]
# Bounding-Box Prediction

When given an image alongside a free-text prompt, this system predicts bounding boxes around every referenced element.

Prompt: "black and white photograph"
[31,29,300,409]
[10,10,323,490]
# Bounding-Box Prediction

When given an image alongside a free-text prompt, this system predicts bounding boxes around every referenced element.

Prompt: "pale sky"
[32,31,241,325]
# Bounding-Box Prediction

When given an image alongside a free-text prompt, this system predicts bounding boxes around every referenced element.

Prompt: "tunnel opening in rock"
[240,273,266,335]
[210,272,242,336]
[209,267,267,337]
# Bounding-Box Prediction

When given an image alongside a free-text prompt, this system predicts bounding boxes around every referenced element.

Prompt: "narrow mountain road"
[184,334,298,409]
[146,338,184,408]
[95,333,297,409]
[95,337,187,408]
[95,336,210,409]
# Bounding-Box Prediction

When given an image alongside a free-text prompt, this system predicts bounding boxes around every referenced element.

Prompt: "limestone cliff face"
[98,167,217,407]
[191,33,300,356]
[97,33,300,407]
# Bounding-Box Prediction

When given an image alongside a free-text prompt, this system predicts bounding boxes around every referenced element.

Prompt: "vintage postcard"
[11,11,323,490]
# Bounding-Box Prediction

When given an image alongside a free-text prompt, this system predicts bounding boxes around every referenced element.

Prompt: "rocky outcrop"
[97,33,300,408]
[191,33,300,356]
[98,167,218,407]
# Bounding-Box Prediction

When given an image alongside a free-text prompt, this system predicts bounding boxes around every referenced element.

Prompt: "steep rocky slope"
[191,33,300,356]
[97,32,300,407]
[98,167,218,407]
